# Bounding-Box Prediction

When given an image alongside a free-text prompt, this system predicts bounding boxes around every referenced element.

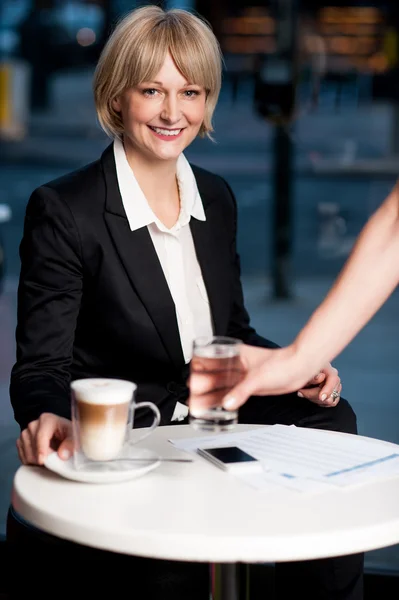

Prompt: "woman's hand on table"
[16,413,73,465]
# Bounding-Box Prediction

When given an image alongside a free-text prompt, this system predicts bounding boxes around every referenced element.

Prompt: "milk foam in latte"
[71,378,136,461]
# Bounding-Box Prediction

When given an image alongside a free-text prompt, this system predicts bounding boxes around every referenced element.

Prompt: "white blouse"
[113,138,214,420]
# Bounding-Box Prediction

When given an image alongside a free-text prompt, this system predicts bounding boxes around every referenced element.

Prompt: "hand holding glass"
[188,336,244,431]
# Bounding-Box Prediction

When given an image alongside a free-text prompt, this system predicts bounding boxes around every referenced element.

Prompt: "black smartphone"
[197,445,261,472]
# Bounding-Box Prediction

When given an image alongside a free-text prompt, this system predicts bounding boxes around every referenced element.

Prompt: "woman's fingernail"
[320,394,327,401]
[223,396,237,410]
[60,449,71,460]
[297,392,304,398]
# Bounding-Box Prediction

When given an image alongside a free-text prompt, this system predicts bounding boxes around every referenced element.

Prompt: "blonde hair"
[93,5,223,140]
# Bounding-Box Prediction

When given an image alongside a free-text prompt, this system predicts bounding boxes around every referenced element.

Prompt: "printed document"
[170,425,399,491]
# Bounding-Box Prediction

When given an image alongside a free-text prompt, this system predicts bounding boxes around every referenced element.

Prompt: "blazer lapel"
[101,145,185,370]
[190,196,231,336]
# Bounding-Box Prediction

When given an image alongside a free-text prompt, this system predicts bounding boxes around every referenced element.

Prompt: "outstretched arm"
[189,180,399,409]
[292,179,399,372]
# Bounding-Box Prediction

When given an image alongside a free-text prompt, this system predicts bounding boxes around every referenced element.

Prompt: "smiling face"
[112,53,206,163]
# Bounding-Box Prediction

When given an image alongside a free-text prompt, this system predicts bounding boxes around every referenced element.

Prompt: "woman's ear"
[112,97,121,112]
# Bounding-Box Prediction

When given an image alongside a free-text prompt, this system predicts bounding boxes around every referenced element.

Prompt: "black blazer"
[10,144,278,431]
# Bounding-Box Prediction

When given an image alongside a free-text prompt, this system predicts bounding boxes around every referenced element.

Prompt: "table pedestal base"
[211,563,249,600]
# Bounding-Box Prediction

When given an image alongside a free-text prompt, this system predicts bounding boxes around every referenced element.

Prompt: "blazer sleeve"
[10,186,83,430]
[222,178,280,350]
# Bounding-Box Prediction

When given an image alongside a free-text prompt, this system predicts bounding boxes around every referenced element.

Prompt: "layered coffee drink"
[71,378,135,461]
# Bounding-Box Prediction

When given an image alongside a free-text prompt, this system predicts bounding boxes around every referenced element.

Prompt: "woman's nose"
[160,96,181,123]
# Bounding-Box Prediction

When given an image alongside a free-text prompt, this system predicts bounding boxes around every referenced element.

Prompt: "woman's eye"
[143,89,158,97]
[184,90,200,98]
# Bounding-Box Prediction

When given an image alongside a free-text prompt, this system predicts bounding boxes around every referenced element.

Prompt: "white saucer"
[44,448,161,484]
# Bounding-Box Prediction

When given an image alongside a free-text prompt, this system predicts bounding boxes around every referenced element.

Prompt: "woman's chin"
[148,145,185,162]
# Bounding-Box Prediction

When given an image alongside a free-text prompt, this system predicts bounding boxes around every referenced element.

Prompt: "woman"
[9,6,362,600]
[189,178,399,410]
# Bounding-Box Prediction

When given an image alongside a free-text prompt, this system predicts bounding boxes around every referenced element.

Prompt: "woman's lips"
[148,125,184,141]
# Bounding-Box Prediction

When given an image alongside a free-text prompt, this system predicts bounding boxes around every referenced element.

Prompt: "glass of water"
[188,336,244,432]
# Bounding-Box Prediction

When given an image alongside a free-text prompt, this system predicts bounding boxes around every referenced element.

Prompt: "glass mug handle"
[129,401,161,445]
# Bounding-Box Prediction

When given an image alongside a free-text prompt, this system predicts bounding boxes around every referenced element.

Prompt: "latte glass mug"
[71,378,160,472]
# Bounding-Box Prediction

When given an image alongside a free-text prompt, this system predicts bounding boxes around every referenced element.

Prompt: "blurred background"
[0,0,398,584]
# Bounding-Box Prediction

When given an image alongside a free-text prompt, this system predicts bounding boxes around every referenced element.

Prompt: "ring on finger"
[331,389,340,402]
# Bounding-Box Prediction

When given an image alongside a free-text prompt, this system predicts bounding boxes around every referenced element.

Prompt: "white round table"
[11,424,399,599]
